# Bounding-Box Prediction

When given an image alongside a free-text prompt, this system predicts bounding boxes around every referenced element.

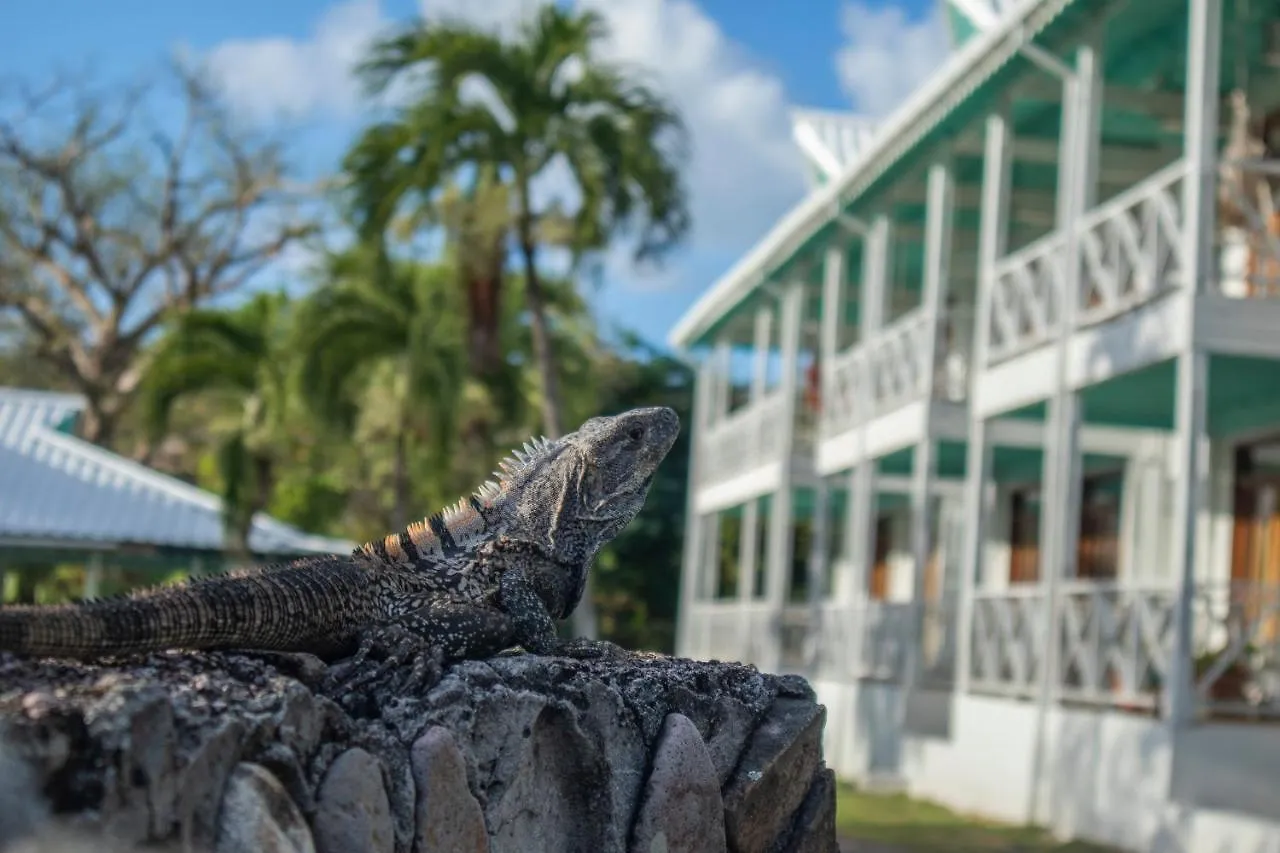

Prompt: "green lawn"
[835,783,1125,852]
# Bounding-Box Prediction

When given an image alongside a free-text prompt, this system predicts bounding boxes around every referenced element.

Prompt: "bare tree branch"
[0,57,320,445]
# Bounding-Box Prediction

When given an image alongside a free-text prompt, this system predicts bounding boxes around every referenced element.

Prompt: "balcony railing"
[819,304,973,439]
[1056,581,1176,710]
[681,601,774,666]
[1076,160,1188,325]
[980,156,1280,366]
[697,390,791,489]
[1192,580,1280,719]
[986,233,1067,365]
[964,579,1280,718]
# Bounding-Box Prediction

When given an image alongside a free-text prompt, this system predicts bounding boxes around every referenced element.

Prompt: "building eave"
[667,0,1077,353]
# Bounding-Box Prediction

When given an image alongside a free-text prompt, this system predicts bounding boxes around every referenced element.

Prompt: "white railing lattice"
[1076,162,1188,325]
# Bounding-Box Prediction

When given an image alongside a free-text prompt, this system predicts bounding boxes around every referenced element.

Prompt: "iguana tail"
[0,556,374,660]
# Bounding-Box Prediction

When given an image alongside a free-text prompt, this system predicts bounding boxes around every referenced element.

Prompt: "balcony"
[820,304,974,442]
[966,579,1280,719]
[695,388,813,507]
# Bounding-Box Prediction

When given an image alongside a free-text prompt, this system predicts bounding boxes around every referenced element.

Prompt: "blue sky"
[4,0,953,349]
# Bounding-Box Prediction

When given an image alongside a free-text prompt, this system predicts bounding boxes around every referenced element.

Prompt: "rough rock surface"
[0,649,837,853]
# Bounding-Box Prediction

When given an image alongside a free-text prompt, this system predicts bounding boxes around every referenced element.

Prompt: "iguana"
[0,406,680,690]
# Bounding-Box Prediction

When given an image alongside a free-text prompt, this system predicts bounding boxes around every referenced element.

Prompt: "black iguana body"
[0,406,680,686]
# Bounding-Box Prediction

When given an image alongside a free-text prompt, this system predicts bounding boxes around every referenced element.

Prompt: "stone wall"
[0,650,837,853]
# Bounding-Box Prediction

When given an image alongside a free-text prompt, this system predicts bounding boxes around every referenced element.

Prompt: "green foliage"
[348,3,691,443]
[137,290,298,555]
[6,2,697,650]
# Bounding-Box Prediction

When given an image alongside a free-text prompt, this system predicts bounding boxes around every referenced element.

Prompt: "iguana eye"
[628,426,645,441]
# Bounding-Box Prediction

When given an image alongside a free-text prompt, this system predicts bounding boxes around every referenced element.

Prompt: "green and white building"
[670,0,1280,848]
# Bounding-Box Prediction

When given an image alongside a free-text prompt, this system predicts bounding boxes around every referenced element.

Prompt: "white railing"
[698,391,790,488]
[859,601,915,681]
[820,344,868,438]
[810,600,915,683]
[819,304,976,438]
[1056,582,1176,709]
[863,308,933,416]
[814,602,861,681]
[779,605,812,673]
[687,576,1280,720]
[1217,158,1280,298]
[1192,580,1280,719]
[1076,161,1188,325]
[986,233,1067,364]
[969,586,1045,697]
[920,598,959,687]
[819,311,930,440]
[682,601,776,666]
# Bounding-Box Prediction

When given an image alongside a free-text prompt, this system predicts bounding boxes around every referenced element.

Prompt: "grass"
[834,783,1124,852]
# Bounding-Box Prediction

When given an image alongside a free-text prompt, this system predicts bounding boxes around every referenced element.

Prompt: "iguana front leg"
[498,569,626,660]
[324,603,516,695]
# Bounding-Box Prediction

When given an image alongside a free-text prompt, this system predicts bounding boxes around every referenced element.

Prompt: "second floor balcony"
[819,302,975,443]
[695,384,816,505]
[983,156,1280,373]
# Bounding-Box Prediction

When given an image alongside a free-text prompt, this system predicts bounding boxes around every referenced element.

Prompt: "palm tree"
[294,244,468,529]
[138,291,295,560]
[351,4,691,440]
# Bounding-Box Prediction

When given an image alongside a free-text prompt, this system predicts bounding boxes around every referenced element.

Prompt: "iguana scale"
[0,406,680,688]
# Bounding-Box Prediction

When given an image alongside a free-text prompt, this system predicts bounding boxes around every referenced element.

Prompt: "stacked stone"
[0,650,837,853]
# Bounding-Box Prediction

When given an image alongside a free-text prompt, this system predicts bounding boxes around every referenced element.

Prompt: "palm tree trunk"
[517,206,596,640]
[518,231,566,440]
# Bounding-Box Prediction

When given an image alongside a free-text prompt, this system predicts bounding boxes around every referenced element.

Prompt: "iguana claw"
[324,622,444,696]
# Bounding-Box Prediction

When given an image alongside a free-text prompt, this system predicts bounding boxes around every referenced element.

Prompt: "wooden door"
[869,515,892,600]
[1232,443,1280,643]
[1009,485,1041,583]
[1077,470,1122,580]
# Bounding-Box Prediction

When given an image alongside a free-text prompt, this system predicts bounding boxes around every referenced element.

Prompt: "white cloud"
[835,0,951,117]
[199,0,807,294]
[203,0,387,122]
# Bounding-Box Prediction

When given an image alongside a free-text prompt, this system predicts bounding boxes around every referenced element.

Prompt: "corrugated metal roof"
[0,387,354,556]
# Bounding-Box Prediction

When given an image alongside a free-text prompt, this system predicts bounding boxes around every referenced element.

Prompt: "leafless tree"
[0,58,319,446]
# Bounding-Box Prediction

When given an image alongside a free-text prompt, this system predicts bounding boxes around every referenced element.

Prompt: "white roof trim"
[667,0,1073,350]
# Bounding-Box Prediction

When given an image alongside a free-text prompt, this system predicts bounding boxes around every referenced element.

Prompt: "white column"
[1165,0,1222,729]
[1038,40,1102,702]
[83,551,104,600]
[847,462,875,677]
[676,361,715,657]
[958,106,1012,692]
[751,306,773,402]
[736,499,760,658]
[761,283,805,673]
[821,246,846,365]
[863,216,892,335]
[904,158,955,687]
[805,476,831,674]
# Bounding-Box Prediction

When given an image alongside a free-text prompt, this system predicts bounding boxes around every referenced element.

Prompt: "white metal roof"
[0,387,354,556]
[667,0,1072,351]
[789,109,880,185]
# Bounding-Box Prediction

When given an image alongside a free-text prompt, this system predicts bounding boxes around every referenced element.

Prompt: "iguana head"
[505,406,680,564]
